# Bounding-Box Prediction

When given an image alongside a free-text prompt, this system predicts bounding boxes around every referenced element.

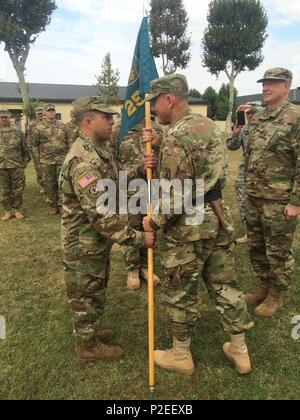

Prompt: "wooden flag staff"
[145,95,155,393]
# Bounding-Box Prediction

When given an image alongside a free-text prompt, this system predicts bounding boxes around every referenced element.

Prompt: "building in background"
[0,82,207,129]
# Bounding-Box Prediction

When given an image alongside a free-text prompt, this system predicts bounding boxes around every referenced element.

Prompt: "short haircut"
[75,111,98,127]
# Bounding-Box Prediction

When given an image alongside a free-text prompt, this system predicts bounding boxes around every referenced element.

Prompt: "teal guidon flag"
[120,17,159,140]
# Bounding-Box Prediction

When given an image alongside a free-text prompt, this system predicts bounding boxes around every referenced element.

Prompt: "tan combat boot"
[127,269,141,290]
[50,207,59,216]
[254,288,283,318]
[1,211,14,221]
[76,337,124,362]
[154,338,195,376]
[15,211,25,220]
[95,329,114,343]
[245,282,270,306]
[223,333,251,375]
[236,233,248,245]
[140,266,161,286]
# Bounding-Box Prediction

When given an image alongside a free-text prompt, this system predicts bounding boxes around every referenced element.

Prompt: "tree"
[149,0,191,75]
[215,83,238,120]
[23,99,43,121]
[202,0,268,131]
[189,89,202,99]
[0,0,57,109]
[95,52,120,104]
[202,86,218,119]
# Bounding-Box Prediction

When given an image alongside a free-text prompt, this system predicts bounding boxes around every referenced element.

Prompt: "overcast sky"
[1,0,300,96]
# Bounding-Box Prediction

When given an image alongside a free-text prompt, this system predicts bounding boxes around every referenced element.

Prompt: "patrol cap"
[0,109,10,117]
[257,68,293,83]
[35,107,44,114]
[44,103,56,112]
[148,74,189,101]
[73,96,118,117]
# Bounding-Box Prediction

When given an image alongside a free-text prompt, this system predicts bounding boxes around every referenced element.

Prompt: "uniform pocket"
[162,243,196,269]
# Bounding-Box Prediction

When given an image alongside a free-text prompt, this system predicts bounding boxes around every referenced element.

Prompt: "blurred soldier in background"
[118,119,161,290]
[0,109,30,220]
[26,107,45,193]
[65,111,80,148]
[32,104,69,215]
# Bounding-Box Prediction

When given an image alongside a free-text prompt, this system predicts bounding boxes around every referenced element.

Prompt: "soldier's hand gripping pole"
[145,95,155,393]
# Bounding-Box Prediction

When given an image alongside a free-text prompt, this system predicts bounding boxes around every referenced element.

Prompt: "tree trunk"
[226,66,235,134]
[7,50,30,110]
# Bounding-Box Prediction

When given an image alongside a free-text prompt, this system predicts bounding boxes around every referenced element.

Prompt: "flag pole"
[145,94,155,393]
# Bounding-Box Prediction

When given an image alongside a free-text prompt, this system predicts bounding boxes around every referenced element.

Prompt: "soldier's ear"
[166,94,175,110]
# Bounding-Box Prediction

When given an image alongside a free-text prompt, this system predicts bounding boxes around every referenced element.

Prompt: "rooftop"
[0,82,205,105]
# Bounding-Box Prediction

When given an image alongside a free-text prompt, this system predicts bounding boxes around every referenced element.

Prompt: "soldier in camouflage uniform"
[240,68,300,318]
[59,96,155,362]
[65,111,80,149]
[143,75,254,376]
[26,107,45,193]
[32,104,69,215]
[118,119,161,290]
[0,109,31,221]
[226,105,261,245]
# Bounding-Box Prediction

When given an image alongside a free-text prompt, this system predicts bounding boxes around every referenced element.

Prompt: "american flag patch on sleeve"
[78,174,97,189]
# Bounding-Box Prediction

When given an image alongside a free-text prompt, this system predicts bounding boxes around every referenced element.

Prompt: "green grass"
[0,154,300,400]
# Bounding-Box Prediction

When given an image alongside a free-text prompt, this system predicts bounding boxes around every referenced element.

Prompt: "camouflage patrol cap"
[35,107,44,114]
[44,103,56,111]
[73,96,118,117]
[257,68,293,83]
[0,109,10,117]
[148,74,189,101]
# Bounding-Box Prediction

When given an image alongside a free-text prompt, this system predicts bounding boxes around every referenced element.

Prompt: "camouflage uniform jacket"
[26,119,44,152]
[226,123,251,162]
[245,101,300,205]
[119,119,163,181]
[65,121,80,148]
[0,126,30,169]
[32,120,69,165]
[150,109,228,243]
[60,133,145,276]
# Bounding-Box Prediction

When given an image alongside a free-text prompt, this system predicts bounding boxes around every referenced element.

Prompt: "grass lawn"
[0,152,300,400]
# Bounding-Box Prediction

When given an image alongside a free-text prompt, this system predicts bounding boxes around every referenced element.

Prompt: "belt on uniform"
[204,187,222,203]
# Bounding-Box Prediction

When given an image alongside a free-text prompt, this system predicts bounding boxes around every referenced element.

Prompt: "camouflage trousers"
[0,168,25,211]
[246,196,298,292]
[122,213,147,272]
[31,155,44,189]
[64,242,112,341]
[43,164,63,207]
[235,164,246,225]
[161,227,254,342]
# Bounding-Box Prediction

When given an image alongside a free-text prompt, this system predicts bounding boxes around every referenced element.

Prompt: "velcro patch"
[78,174,97,189]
